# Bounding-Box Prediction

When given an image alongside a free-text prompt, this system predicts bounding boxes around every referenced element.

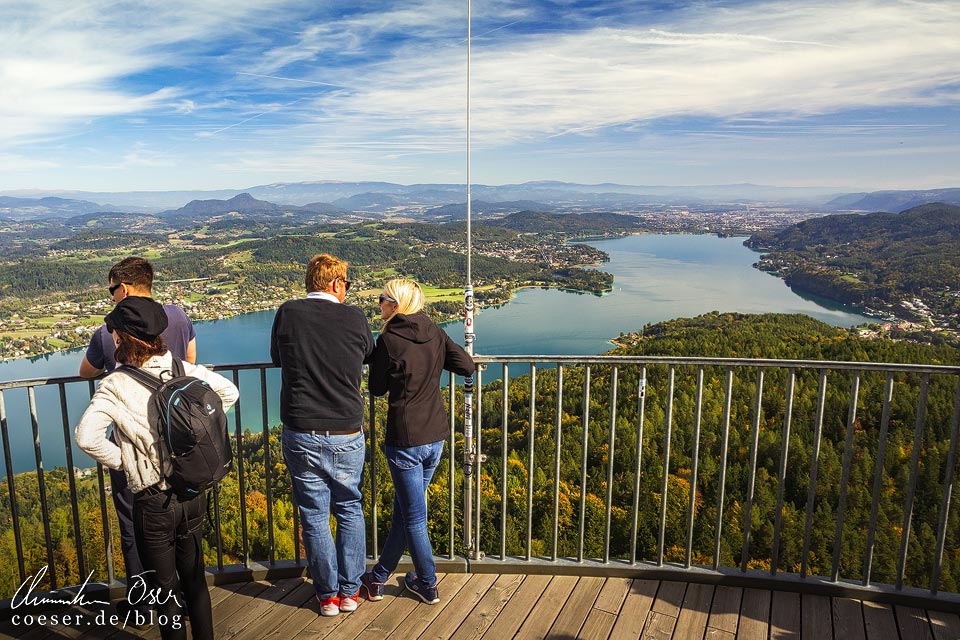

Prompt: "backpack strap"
[116,365,162,391]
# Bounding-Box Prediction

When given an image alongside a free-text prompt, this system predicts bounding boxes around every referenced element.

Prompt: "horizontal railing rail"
[1,355,959,612]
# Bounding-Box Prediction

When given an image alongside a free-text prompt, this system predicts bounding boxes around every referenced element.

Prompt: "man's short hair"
[109,257,154,290]
[305,253,348,293]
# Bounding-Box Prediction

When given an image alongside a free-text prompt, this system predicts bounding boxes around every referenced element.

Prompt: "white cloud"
[283,0,959,150]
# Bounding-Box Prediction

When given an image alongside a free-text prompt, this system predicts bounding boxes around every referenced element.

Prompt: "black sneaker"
[360,571,384,601]
[403,572,439,604]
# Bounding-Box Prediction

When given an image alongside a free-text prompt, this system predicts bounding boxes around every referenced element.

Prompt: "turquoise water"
[0,234,873,474]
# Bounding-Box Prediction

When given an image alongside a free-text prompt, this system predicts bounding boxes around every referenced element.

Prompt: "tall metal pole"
[462,0,478,559]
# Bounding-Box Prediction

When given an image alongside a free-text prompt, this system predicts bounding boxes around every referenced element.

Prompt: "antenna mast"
[462,0,480,560]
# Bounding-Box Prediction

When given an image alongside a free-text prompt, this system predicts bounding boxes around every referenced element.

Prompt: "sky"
[1,0,958,193]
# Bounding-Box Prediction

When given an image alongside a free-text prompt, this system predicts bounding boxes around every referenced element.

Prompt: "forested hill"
[745,203,960,340]
[612,312,960,365]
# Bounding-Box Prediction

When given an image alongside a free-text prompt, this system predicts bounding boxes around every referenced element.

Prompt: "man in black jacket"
[270,253,374,617]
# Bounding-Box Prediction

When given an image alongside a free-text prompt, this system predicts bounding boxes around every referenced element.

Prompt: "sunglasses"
[379,294,397,304]
[108,282,130,295]
[338,278,352,291]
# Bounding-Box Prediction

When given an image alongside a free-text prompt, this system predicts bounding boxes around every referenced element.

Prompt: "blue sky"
[1,0,958,192]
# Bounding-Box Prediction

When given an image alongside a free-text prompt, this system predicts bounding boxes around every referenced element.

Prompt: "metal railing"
[1,355,959,612]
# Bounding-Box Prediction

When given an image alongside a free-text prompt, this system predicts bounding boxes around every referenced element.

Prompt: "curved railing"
[1,355,959,613]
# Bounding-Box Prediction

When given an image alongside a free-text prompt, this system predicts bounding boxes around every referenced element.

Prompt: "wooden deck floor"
[3,573,960,639]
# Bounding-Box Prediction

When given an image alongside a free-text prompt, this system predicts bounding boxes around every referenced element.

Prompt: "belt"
[288,427,362,436]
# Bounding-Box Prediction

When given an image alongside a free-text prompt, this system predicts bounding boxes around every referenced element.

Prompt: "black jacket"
[270,297,374,432]
[369,312,475,447]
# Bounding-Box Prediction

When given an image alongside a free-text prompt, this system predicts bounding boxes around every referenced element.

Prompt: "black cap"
[105,296,168,341]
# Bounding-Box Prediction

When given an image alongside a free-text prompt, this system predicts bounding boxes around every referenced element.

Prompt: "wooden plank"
[928,610,960,640]
[220,578,314,640]
[547,576,605,638]
[352,573,421,639]
[862,601,898,640]
[594,577,632,615]
[513,575,578,640]
[642,610,678,639]
[228,580,316,639]
[651,580,688,618]
[448,574,524,640]
[419,573,499,639]
[608,579,659,640]
[674,583,715,639]
[770,590,800,640]
[243,583,319,640]
[210,579,289,639]
[831,597,866,640]
[706,629,736,640]
[480,574,552,639]
[579,610,618,640]
[381,573,472,640]
[801,594,831,640]
[895,605,933,640]
[737,588,771,640]
[708,586,743,634]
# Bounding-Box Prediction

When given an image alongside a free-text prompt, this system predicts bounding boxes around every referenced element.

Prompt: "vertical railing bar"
[630,367,647,565]
[475,367,483,558]
[96,463,115,585]
[0,389,26,583]
[551,365,563,562]
[578,366,591,563]
[713,368,734,570]
[28,386,56,589]
[500,364,509,561]
[259,368,277,565]
[447,371,455,560]
[657,366,675,567]
[931,377,960,594]
[770,368,796,576]
[832,371,861,582]
[740,368,765,572]
[526,364,536,561]
[59,382,86,580]
[603,365,619,564]
[219,369,238,573]
[801,370,828,578]
[864,374,895,586]
[896,374,930,591]
[685,367,704,569]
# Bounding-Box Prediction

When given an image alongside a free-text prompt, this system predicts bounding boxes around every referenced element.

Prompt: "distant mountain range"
[1,181,958,221]
[824,188,960,212]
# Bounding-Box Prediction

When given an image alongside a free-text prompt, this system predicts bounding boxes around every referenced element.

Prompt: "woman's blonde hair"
[382,278,424,324]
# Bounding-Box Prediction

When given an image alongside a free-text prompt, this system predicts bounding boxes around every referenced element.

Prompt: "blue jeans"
[281,428,366,599]
[371,440,445,588]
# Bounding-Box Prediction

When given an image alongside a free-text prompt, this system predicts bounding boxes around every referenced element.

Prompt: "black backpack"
[119,358,233,498]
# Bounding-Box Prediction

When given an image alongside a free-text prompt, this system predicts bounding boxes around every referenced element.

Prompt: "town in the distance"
[2,179,959,360]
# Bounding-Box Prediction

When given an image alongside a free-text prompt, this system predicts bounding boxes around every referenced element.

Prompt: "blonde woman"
[361,278,474,605]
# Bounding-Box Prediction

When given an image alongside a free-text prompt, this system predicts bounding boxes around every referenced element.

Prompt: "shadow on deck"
[3,573,959,640]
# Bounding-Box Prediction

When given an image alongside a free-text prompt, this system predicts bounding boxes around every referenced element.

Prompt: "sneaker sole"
[362,588,384,602]
[403,580,440,604]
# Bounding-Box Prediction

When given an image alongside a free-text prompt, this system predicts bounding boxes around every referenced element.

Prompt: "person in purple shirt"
[78,256,197,619]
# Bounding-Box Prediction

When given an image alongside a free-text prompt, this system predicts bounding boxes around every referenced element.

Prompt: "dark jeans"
[133,488,212,640]
[108,467,146,589]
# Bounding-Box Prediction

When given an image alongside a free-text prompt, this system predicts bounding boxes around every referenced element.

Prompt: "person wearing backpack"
[78,256,198,620]
[75,296,238,640]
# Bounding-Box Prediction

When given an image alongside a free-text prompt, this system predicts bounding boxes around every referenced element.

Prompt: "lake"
[0,233,872,474]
